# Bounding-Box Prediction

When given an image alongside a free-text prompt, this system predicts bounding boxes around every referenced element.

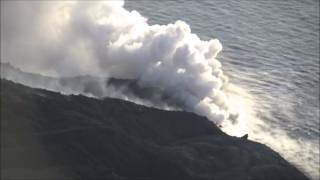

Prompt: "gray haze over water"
[125,0,319,179]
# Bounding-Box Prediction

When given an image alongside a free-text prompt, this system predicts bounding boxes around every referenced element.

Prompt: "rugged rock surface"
[0,79,309,180]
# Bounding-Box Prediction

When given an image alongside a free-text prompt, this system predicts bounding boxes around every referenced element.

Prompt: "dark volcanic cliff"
[0,79,309,180]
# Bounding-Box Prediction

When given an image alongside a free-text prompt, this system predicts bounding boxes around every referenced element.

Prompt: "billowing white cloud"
[1,0,234,125]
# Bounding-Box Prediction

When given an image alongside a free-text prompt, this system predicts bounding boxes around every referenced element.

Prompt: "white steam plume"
[1,1,234,125]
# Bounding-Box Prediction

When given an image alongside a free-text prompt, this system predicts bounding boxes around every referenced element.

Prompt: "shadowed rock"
[0,79,309,180]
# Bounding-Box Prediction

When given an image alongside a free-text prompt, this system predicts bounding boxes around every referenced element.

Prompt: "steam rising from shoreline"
[2,1,319,178]
[1,1,234,125]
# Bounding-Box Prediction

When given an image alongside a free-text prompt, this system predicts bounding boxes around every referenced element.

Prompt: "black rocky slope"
[0,79,309,180]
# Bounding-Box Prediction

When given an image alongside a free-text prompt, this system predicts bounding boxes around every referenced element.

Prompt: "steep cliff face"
[0,79,309,180]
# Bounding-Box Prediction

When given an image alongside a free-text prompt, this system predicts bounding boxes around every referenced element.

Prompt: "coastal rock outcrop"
[1,79,309,180]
